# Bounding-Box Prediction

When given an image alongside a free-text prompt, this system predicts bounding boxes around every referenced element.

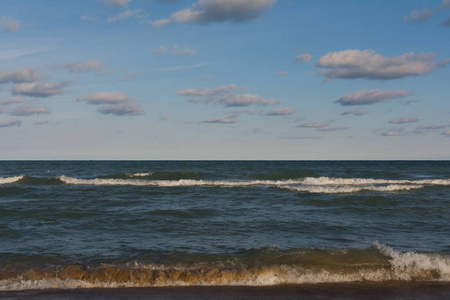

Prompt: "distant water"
[0,161,449,291]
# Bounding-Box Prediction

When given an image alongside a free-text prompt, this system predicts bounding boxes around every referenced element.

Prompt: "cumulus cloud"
[389,117,419,124]
[99,0,132,7]
[201,114,240,124]
[154,45,196,56]
[77,91,144,116]
[266,107,296,116]
[0,67,42,84]
[294,53,313,62]
[298,121,331,128]
[381,128,407,137]
[77,91,130,104]
[335,89,412,106]
[403,8,435,23]
[317,50,450,81]
[340,108,368,116]
[107,9,143,23]
[97,103,144,116]
[178,84,281,107]
[279,135,321,140]
[12,80,72,98]
[0,119,21,128]
[53,60,107,75]
[10,105,50,116]
[0,96,25,105]
[0,16,21,32]
[152,0,277,26]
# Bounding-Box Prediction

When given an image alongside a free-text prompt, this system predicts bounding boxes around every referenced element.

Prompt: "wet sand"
[1,282,449,300]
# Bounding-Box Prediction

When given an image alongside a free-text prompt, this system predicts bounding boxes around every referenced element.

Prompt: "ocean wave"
[0,243,448,291]
[1,175,448,194]
[281,184,424,194]
[0,176,24,184]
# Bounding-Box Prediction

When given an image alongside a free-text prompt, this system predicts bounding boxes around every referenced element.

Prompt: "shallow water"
[0,161,449,290]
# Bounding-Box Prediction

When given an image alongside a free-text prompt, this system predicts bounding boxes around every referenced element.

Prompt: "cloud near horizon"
[0,119,21,128]
[381,127,407,137]
[317,50,450,81]
[201,114,240,124]
[335,89,412,106]
[298,121,331,128]
[12,80,73,98]
[151,0,277,26]
[177,84,281,107]
[389,117,419,124]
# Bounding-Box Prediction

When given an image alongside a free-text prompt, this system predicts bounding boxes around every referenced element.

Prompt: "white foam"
[374,241,450,281]
[0,175,23,184]
[282,184,424,194]
[129,173,152,177]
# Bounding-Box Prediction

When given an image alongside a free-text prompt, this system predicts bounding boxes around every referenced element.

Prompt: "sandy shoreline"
[1,282,449,300]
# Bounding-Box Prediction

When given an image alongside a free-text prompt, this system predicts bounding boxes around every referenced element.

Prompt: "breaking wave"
[0,175,449,194]
[0,243,448,291]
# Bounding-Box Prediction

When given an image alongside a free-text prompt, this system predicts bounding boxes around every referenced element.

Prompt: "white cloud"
[53,60,107,75]
[0,67,42,84]
[97,103,144,116]
[0,96,25,105]
[389,117,419,124]
[298,121,330,128]
[152,0,277,26]
[340,108,368,116]
[178,84,280,107]
[279,135,321,140]
[441,130,450,136]
[77,91,130,104]
[0,119,21,128]
[107,9,143,23]
[266,107,296,116]
[153,46,168,54]
[118,72,139,82]
[0,16,21,33]
[317,50,450,80]
[151,18,171,27]
[201,114,240,124]
[12,80,72,98]
[99,0,132,7]
[381,128,407,136]
[10,105,50,116]
[294,53,312,62]
[403,8,435,24]
[335,89,412,106]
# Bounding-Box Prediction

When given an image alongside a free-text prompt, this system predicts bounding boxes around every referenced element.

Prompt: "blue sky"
[1,0,449,160]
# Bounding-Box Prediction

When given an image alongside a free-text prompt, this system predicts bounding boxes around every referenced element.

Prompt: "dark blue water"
[0,161,449,289]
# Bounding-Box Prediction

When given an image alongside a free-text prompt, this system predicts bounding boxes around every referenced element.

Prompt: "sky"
[0,0,449,160]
